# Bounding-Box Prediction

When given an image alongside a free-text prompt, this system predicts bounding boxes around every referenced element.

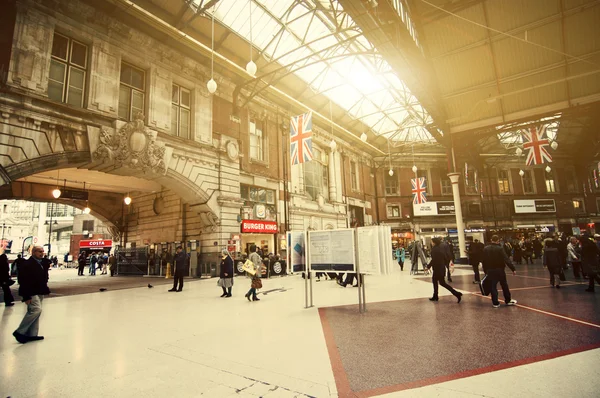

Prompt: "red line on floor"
[355,343,600,398]
[318,308,357,398]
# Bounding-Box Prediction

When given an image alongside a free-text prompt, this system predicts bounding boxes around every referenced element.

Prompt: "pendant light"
[52,170,61,199]
[411,144,417,174]
[207,5,217,94]
[387,138,394,176]
[245,0,257,76]
[83,182,91,214]
[550,140,558,150]
[360,132,367,142]
[545,165,552,173]
[329,139,337,151]
[515,147,523,156]
[124,193,132,205]
[519,169,525,177]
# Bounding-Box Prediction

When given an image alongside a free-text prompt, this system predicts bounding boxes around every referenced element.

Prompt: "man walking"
[468,239,484,283]
[1,251,15,306]
[482,235,517,308]
[440,238,454,282]
[567,237,584,278]
[168,246,186,292]
[13,246,50,343]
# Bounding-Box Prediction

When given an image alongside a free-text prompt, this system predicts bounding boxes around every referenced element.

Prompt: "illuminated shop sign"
[241,220,278,234]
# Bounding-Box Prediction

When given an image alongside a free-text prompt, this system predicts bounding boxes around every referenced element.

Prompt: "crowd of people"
[77,251,115,276]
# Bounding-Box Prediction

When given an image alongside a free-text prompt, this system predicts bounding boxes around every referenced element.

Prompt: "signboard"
[308,229,355,272]
[79,240,112,248]
[413,201,455,216]
[287,231,306,273]
[241,220,278,233]
[357,227,380,275]
[60,188,89,200]
[513,199,556,214]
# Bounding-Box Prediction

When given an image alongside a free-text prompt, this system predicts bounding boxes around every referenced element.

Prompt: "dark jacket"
[482,243,515,273]
[468,242,483,265]
[17,256,51,302]
[580,237,599,274]
[0,254,10,283]
[173,251,187,274]
[427,244,448,274]
[543,247,561,274]
[220,256,234,278]
[439,242,452,265]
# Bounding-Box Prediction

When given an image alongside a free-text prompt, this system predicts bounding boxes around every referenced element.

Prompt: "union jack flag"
[522,125,552,166]
[411,177,427,204]
[290,111,313,165]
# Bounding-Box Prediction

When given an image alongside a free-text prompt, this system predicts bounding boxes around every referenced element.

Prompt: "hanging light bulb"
[550,140,558,150]
[124,194,132,205]
[246,0,257,76]
[412,165,418,173]
[515,147,523,156]
[207,78,217,94]
[388,169,394,176]
[360,132,367,142]
[545,165,552,173]
[52,188,61,199]
[329,139,337,151]
[207,5,217,94]
[519,169,525,177]
[83,205,91,214]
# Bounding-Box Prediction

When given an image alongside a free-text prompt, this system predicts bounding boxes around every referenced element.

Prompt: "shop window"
[82,220,94,231]
[387,204,401,218]
[566,167,578,193]
[573,199,585,214]
[304,147,329,201]
[497,169,511,194]
[350,160,359,191]
[521,170,535,194]
[249,120,266,162]
[385,170,399,195]
[545,169,557,193]
[119,62,145,121]
[48,32,88,107]
[171,84,191,138]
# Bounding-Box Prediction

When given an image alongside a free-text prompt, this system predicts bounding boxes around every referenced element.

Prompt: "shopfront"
[79,239,112,255]
[240,220,277,256]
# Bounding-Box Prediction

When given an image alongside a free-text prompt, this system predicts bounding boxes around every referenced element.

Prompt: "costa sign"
[241,220,278,234]
[79,240,112,248]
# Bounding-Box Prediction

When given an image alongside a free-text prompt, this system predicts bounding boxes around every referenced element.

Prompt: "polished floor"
[1,262,599,397]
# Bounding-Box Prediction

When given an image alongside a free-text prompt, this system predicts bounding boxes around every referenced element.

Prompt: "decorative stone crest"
[94,113,167,174]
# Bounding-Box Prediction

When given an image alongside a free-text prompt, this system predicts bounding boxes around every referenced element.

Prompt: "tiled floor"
[1,263,599,397]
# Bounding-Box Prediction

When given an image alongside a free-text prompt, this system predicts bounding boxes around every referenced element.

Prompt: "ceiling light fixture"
[360,132,367,142]
[388,168,394,176]
[245,1,257,76]
[124,194,132,206]
[207,5,217,94]
[52,170,61,199]
[83,182,91,214]
[515,147,523,156]
[550,140,558,150]
[545,165,552,173]
[519,169,525,177]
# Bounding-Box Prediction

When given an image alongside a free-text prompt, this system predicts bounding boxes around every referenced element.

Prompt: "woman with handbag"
[1,252,15,306]
[543,238,563,288]
[218,249,234,298]
[245,244,263,302]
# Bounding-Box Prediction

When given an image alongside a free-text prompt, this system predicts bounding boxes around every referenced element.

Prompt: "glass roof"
[496,115,560,148]
[192,0,436,144]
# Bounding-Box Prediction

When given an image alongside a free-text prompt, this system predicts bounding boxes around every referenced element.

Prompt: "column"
[447,172,467,262]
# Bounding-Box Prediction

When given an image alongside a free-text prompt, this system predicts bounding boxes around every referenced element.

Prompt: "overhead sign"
[60,188,89,200]
[80,240,112,248]
[513,199,556,214]
[413,201,455,216]
[241,220,278,234]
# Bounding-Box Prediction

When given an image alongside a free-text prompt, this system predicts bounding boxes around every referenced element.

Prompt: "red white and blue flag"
[522,125,552,166]
[411,177,427,204]
[290,111,313,165]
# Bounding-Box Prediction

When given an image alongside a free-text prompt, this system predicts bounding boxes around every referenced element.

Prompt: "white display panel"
[357,227,380,275]
[308,229,355,272]
[287,231,306,273]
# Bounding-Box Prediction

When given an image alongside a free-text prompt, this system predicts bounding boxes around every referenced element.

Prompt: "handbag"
[449,261,455,274]
[251,277,262,289]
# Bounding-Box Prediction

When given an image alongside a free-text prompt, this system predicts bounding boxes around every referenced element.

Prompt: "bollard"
[165,262,172,279]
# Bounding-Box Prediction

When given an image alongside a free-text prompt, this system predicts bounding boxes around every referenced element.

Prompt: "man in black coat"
[482,235,517,308]
[440,239,454,282]
[168,246,187,292]
[1,252,15,306]
[427,237,462,303]
[13,246,51,343]
[468,239,484,283]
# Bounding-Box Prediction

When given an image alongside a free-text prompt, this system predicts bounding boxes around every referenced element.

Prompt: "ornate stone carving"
[94,113,167,174]
[199,211,219,232]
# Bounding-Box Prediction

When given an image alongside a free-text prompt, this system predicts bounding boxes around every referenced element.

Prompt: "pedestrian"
[513,239,522,264]
[557,234,568,270]
[533,237,543,260]
[77,252,86,276]
[440,238,454,282]
[337,272,357,287]
[396,245,406,271]
[97,254,105,275]
[543,238,563,288]
[218,248,234,297]
[427,237,462,303]
[245,244,262,302]
[482,235,517,308]
[468,239,484,283]
[89,251,97,275]
[522,239,533,265]
[108,254,116,276]
[579,235,600,292]
[168,246,186,292]
[12,246,50,344]
[1,251,15,307]
[567,237,584,278]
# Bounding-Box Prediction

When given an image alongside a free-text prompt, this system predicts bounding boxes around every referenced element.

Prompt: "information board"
[357,227,380,275]
[287,231,306,273]
[308,229,355,272]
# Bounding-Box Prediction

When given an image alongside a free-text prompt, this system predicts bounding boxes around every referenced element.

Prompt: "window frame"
[249,119,267,163]
[521,170,536,194]
[573,198,586,214]
[440,174,452,196]
[565,167,579,193]
[118,61,146,121]
[384,170,399,196]
[48,32,88,108]
[350,160,359,191]
[303,146,329,201]
[545,169,558,193]
[386,204,401,218]
[497,169,511,194]
[171,83,191,139]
